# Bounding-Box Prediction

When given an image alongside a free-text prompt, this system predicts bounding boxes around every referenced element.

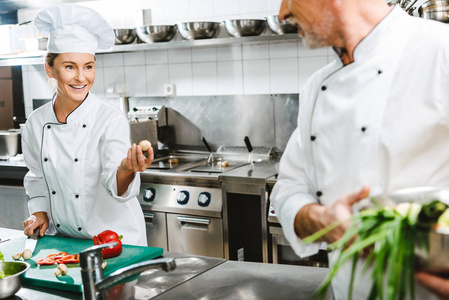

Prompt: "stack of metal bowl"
[136,25,177,43]
[177,22,221,40]
[223,19,266,38]
[418,0,449,23]
[266,15,298,35]
[113,29,137,45]
[0,261,30,299]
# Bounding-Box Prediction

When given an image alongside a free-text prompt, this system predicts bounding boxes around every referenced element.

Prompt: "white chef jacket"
[271,6,449,300]
[22,92,147,246]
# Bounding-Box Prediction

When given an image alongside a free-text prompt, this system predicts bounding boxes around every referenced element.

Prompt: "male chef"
[270,0,449,298]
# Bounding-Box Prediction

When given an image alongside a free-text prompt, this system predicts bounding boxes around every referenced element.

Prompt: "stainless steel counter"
[1,228,329,300]
[154,259,329,300]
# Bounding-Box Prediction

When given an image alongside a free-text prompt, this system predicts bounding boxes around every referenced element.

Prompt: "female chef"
[21,3,152,246]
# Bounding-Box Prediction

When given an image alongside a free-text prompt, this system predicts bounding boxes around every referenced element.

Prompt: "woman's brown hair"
[45,52,59,67]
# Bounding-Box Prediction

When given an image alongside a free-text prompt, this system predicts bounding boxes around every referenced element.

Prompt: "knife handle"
[244,136,253,153]
[201,137,213,153]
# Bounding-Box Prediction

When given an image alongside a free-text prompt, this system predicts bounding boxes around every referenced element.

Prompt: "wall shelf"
[0,33,301,67]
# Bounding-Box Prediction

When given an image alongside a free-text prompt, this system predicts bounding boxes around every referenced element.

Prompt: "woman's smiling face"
[46,52,95,103]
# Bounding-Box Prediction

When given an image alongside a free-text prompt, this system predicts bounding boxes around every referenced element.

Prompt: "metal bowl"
[266,15,298,35]
[114,29,137,45]
[136,25,177,43]
[177,22,220,40]
[357,187,449,272]
[418,0,449,23]
[223,19,266,38]
[416,230,449,272]
[0,261,30,299]
[370,186,449,207]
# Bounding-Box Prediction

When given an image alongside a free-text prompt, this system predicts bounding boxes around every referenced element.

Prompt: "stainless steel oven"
[139,182,225,259]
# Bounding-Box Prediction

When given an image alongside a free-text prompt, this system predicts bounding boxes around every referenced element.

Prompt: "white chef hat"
[34,3,115,55]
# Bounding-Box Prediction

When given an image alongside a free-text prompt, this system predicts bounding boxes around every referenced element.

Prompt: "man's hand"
[294,186,370,244]
[23,212,48,237]
[416,271,449,299]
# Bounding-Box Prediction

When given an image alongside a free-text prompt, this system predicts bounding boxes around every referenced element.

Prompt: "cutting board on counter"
[0,235,163,292]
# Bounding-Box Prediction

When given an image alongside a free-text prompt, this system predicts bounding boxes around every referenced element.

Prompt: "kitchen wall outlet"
[164,84,175,96]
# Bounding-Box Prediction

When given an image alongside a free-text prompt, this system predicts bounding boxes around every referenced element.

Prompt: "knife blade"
[24,227,40,254]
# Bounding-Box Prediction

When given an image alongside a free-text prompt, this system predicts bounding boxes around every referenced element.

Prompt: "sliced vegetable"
[56,254,79,265]
[12,253,22,260]
[37,257,56,265]
[47,252,68,260]
[93,230,123,259]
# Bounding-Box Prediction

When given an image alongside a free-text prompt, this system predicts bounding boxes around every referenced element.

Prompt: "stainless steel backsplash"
[128,94,299,154]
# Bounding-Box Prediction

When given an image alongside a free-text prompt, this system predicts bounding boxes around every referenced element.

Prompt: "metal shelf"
[0,33,301,66]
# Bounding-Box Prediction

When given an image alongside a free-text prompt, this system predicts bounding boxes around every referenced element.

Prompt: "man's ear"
[45,64,54,78]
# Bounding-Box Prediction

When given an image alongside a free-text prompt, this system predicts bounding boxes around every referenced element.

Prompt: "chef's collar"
[51,92,94,124]
[332,5,404,65]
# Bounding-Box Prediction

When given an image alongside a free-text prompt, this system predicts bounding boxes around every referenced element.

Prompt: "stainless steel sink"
[108,255,225,299]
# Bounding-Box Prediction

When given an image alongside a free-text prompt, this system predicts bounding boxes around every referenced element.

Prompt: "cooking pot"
[419,0,449,23]
[0,129,21,160]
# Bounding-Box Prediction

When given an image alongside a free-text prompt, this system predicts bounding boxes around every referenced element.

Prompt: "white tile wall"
[146,63,169,96]
[193,62,218,95]
[20,0,335,115]
[270,57,299,94]
[217,60,243,95]
[168,63,193,96]
[243,59,270,95]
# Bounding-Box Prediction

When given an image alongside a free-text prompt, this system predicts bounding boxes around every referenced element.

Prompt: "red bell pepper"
[47,252,68,260]
[93,230,123,259]
[56,254,79,265]
[37,257,56,265]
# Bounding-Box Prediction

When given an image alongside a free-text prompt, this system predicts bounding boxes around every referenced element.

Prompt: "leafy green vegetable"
[0,251,3,262]
[0,271,5,279]
[304,199,448,300]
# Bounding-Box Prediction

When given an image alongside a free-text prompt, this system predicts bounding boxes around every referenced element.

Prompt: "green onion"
[304,200,448,300]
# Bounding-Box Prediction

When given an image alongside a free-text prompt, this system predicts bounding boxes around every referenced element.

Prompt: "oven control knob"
[177,191,189,205]
[198,192,211,207]
[143,188,156,202]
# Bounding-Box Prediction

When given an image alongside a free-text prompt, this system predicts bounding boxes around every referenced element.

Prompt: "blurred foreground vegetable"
[303,199,448,300]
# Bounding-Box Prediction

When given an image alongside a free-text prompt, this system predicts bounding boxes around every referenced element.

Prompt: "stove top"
[147,146,274,175]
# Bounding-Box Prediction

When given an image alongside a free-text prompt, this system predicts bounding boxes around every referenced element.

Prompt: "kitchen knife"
[24,227,40,254]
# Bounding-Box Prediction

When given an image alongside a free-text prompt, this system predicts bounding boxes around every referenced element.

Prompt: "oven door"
[144,211,168,251]
[167,214,224,258]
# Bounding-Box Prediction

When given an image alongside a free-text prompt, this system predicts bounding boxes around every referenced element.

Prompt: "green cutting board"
[0,235,163,292]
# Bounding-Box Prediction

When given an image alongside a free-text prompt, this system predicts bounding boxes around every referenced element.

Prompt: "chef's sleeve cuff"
[107,171,141,202]
[28,196,49,215]
[276,194,327,258]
